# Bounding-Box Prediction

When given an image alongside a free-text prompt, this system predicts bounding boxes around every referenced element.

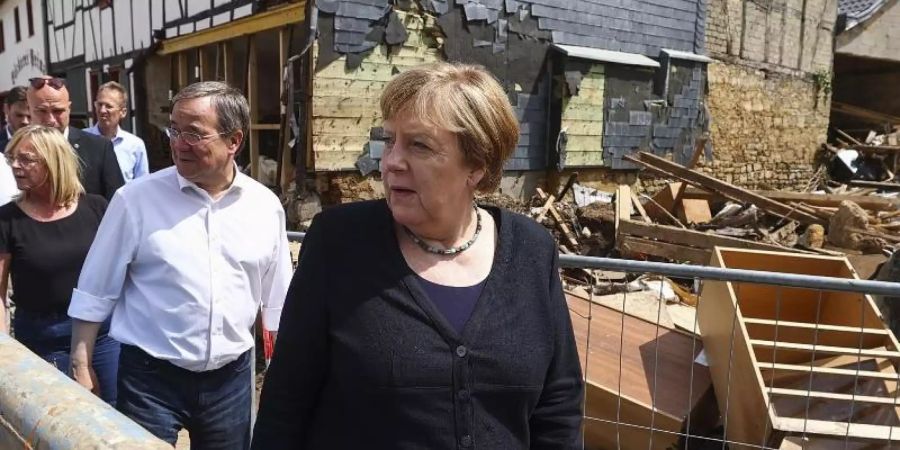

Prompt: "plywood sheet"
[568,295,717,449]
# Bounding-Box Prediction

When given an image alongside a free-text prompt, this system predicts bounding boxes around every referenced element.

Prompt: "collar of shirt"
[85,124,123,144]
[175,163,247,199]
[63,127,70,140]
[5,126,11,139]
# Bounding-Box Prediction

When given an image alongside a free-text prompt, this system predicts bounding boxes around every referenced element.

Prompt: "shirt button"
[457,389,470,401]
[460,434,473,447]
[456,345,467,358]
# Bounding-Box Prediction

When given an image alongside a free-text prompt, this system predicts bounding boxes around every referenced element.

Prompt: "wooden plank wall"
[312,10,443,171]
[560,64,605,166]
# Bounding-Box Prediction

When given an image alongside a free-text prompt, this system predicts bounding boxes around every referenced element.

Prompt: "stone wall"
[702,62,829,189]
[701,0,836,189]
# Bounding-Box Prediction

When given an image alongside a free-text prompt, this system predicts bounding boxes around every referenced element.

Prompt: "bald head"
[27,76,72,132]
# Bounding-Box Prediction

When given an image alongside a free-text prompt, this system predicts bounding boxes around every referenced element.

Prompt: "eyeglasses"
[29,77,66,90]
[5,154,42,167]
[165,127,230,146]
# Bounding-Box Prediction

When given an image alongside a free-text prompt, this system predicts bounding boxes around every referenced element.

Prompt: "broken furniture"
[567,293,717,449]
[698,247,900,448]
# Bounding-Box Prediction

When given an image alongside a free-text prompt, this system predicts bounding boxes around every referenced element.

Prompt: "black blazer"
[253,200,584,449]
[0,128,10,153]
[67,127,125,200]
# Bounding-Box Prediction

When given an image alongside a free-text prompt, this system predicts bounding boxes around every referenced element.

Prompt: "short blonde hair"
[380,62,519,192]
[7,125,84,205]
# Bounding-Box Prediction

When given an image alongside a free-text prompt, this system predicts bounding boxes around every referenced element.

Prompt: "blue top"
[417,275,486,334]
[84,125,149,182]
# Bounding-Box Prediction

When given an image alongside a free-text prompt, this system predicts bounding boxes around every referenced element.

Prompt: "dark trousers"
[13,309,120,405]
[116,344,252,450]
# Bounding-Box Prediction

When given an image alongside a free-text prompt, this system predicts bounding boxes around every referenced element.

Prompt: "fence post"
[0,333,170,449]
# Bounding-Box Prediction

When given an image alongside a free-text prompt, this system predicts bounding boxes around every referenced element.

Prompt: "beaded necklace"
[403,204,481,256]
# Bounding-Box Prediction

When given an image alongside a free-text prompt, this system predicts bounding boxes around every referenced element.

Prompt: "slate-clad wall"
[314,0,710,172]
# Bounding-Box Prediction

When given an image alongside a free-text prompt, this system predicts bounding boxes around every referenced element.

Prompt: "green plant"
[812,69,832,97]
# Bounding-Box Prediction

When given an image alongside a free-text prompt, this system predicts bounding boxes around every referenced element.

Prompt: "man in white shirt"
[68,81,292,449]
[84,81,149,182]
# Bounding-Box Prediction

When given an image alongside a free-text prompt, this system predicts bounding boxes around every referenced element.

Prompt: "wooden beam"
[832,101,900,126]
[626,152,825,225]
[754,190,899,211]
[535,188,579,249]
[277,27,295,193]
[249,37,259,180]
[855,144,900,154]
[615,185,632,236]
[742,318,890,335]
[758,362,900,381]
[849,180,900,191]
[534,193,556,223]
[767,387,900,406]
[775,417,900,441]
[618,220,810,255]
[158,3,304,55]
[617,235,711,264]
[630,192,651,224]
[749,340,900,359]
[835,128,863,146]
[684,187,900,211]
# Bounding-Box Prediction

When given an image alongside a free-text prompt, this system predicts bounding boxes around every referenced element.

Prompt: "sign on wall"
[10,48,46,85]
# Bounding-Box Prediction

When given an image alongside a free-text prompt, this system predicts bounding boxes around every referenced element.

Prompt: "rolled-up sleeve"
[68,191,138,322]
[260,206,292,332]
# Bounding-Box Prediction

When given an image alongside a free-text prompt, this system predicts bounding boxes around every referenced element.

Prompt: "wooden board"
[644,183,683,223]
[617,235,711,264]
[683,187,900,212]
[698,247,900,447]
[618,220,810,255]
[615,185,632,236]
[677,198,712,224]
[568,295,717,450]
[627,152,825,225]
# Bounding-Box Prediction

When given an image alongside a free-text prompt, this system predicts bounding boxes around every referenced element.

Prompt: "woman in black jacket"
[253,62,584,449]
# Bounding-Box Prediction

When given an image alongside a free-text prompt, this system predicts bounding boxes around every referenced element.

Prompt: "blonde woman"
[254,63,583,449]
[0,125,118,404]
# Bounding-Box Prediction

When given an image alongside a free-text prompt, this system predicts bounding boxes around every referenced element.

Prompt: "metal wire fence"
[286,231,900,449]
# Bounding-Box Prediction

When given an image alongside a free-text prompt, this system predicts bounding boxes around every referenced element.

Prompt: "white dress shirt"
[68,165,292,372]
[0,156,18,206]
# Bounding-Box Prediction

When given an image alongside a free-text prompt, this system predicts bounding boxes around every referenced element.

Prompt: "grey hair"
[172,81,250,149]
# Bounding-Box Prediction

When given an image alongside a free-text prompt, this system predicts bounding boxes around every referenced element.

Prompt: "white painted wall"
[47,0,254,66]
[0,0,46,92]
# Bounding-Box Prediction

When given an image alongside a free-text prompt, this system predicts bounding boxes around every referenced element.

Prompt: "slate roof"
[324,0,707,57]
[838,0,888,29]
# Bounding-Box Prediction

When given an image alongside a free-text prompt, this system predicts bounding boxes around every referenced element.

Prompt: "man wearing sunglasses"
[26,76,124,200]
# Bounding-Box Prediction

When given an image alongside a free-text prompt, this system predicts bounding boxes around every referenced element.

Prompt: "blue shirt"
[417,276,486,334]
[84,125,149,182]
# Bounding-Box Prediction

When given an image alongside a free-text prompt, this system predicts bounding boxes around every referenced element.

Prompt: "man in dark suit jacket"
[26,76,124,200]
[0,86,31,153]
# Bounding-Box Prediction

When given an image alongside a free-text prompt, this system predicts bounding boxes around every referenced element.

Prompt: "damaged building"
[704,0,837,189]
[309,0,714,205]
[832,0,900,135]
[39,0,843,219]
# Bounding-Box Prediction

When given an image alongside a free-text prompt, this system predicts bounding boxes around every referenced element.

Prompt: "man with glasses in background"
[0,86,31,153]
[68,81,292,449]
[84,81,148,182]
[26,76,124,200]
